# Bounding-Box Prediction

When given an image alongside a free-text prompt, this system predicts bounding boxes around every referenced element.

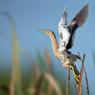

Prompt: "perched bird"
[58,4,88,53]
[40,29,80,83]
[40,4,89,84]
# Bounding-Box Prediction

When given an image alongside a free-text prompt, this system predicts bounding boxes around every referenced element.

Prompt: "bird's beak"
[39,29,49,36]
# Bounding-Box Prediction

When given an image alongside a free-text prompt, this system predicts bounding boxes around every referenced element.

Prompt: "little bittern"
[40,29,80,84]
[40,4,89,84]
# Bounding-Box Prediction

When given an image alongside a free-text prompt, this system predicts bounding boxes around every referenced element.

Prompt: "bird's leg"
[70,63,80,84]
[63,61,80,84]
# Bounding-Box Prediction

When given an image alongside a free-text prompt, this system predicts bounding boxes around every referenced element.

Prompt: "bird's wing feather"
[69,4,89,30]
[66,4,89,49]
[58,8,71,52]
[58,8,68,40]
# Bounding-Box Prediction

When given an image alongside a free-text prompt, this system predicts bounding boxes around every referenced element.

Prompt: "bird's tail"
[70,64,80,84]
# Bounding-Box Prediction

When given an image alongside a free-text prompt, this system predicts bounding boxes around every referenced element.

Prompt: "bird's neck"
[49,34,59,53]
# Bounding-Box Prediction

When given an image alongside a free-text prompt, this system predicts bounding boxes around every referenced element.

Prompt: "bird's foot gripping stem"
[70,64,80,84]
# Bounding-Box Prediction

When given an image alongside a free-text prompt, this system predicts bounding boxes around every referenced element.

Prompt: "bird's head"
[39,29,55,38]
[39,29,59,49]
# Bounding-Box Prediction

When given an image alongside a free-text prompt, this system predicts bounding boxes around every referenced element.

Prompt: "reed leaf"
[0,12,22,95]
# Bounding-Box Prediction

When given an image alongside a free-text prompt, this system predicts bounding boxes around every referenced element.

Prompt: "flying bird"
[58,4,88,53]
[40,4,89,84]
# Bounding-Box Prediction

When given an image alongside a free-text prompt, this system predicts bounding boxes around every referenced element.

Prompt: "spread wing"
[58,8,71,52]
[66,4,89,49]
[58,8,68,40]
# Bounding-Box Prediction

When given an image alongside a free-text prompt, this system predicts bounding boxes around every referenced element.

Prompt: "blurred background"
[0,0,95,95]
